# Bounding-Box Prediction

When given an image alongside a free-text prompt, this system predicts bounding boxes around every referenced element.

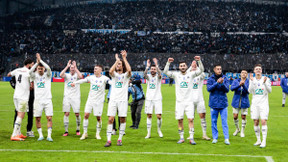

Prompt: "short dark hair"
[241,69,248,72]
[38,63,44,67]
[24,58,33,65]
[95,65,103,69]
[151,65,156,68]
[213,64,221,68]
[179,61,187,65]
[254,64,262,69]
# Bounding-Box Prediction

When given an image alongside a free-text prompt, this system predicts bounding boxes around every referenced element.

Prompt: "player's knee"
[156,114,161,119]
[84,114,89,119]
[96,116,101,121]
[64,112,69,116]
[47,116,52,122]
[147,114,152,118]
[75,113,79,117]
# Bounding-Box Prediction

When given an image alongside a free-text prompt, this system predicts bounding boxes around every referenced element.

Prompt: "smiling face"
[213,66,222,76]
[37,65,45,76]
[94,65,102,76]
[151,65,157,76]
[285,72,288,77]
[70,65,76,75]
[179,62,187,73]
[254,66,262,76]
[240,70,248,79]
[116,61,124,72]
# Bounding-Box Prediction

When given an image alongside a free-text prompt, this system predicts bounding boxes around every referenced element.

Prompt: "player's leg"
[81,101,92,140]
[240,109,248,137]
[27,94,34,137]
[62,97,70,136]
[105,100,117,147]
[95,102,104,139]
[144,100,153,138]
[186,103,196,145]
[176,101,185,144]
[130,102,136,128]
[117,101,128,146]
[210,107,219,144]
[259,106,269,148]
[35,117,44,141]
[12,99,29,140]
[155,100,163,137]
[282,92,286,107]
[13,109,17,128]
[251,106,261,146]
[72,98,81,135]
[34,100,44,141]
[45,100,53,142]
[197,101,210,140]
[134,99,144,129]
[220,107,229,145]
[232,108,240,136]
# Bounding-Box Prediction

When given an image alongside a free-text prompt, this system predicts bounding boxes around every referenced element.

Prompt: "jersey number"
[18,74,22,83]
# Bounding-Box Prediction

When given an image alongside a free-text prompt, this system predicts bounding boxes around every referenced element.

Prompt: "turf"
[0,81,287,162]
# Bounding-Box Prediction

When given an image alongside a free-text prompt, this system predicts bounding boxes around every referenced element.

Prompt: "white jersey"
[248,76,272,106]
[110,71,130,101]
[75,75,110,102]
[64,73,80,98]
[10,67,31,100]
[30,60,52,100]
[191,73,205,102]
[145,74,162,100]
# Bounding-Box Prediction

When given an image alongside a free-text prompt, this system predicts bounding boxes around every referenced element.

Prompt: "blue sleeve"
[230,79,240,91]
[242,80,249,94]
[207,78,218,92]
[281,78,284,88]
[220,78,230,93]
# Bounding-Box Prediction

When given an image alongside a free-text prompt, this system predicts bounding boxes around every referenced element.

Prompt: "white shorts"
[193,100,206,114]
[175,101,194,120]
[85,100,104,116]
[233,108,248,115]
[107,100,128,117]
[145,100,162,114]
[63,97,80,113]
[14,98,29,112]
[34,99,53,117]
[250,105,269,120]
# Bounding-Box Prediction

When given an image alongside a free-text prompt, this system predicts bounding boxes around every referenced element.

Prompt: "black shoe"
[282,104,285,107]
[129,125,135,128]
[133,126,139,129]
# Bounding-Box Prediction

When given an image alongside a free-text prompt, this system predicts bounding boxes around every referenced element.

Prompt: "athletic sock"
[241,119,247,132]
[37,128,43,138]
[147,117,152,136]
[64,115,69,132]
[200,118,207,136]
[189,127,195,139]
[83,119,88,134]
[76,116,81,131]
[118,123,126,141]
[178,128,184,139]
[254,125,261,141]
[47,127,52,138]
[96,121,102,134]
[262,125,268,143]
[234,119,239,130]
[157,118,162,131]
[107,124,113,141]
[12,117,22,137]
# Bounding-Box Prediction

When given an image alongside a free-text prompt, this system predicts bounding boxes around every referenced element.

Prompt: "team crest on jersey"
[193,83,199,89]
[116,82,123,88]
[255,88,264,95]
[149,83,156,89]
[37,81,45,88]
[180,81,188,88]
[92,85,100,91]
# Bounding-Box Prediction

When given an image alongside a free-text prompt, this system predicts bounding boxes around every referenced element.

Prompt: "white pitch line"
[0,149,274,162]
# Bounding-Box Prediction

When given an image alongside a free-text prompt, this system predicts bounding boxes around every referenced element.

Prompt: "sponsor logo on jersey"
[37,82,45,88]
[116,82,123,88]
[255,88,264,95]
[149,83,156,89]
[180,81,188,88]
[193,83,199,89]
[67,81,72,87]
[92,85,100,91]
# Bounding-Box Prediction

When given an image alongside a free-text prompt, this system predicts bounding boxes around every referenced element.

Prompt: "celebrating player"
[71,65,110,140]
[60,60,83,136]
[30,53,54,142]
[230,70,250,137]
[207,64,230,145]
[280,72,288,107]
[104,50,132,147]
[164,56,204,145]
[8,58,34,141]
[248,64,271,148]
[188,61,211,140]
[143,58,163,139]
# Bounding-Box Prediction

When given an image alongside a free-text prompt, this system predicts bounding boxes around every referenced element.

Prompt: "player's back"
[11,67,30,100]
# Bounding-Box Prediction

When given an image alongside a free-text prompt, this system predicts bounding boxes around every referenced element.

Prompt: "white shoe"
[240,132,245,137]
[260,141,266,148]
[224,139,230,145]
[145,134,151,139]
[95,133,101,140]
[80,133,88,140]
[26,131,35,137]
[233,129,240,136]
[254,140,261,146]
[158,130,163,138]
[202,135,211,140]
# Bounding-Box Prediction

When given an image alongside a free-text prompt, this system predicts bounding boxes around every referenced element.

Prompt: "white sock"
[189,127,194,139]
[107,124,113,141]
[96,121,102,134]
[47,127,52,138]
[241,120,247,132]
[76,116,81,131]
[200,118,207,136]
[147,117,152,136]
[12,117,22,137]
[157,118,162,132]
[254,126,260,141]
[83,119,88,134]
[118,123,126,141]
[37,128,43,138]
[234,119,239,130]
[64,115,69,132]
[262,125,268,143]
[179,128,184,139]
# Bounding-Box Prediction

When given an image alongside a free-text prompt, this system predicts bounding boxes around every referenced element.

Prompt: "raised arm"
[191,56,204,77]
[36,53,51,77]
[153,58,162,79]
[264,77,272,93]
[60,60,71,78]
[248,73,255,93]
[163,58,175,78]
[121,50,132,78]
[109,54,120,77]
[72,61,83,79]
[230,79,240,91]
[144,59,150,80]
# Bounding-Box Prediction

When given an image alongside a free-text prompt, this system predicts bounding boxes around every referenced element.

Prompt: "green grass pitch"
[0,81,287,162]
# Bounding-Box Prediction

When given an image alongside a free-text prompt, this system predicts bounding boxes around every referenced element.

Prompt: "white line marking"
[0,149,274,162]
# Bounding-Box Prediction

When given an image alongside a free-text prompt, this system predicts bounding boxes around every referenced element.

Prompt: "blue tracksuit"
[281,77,288,94]
[230,78,250,109]
[207,73,229,140]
